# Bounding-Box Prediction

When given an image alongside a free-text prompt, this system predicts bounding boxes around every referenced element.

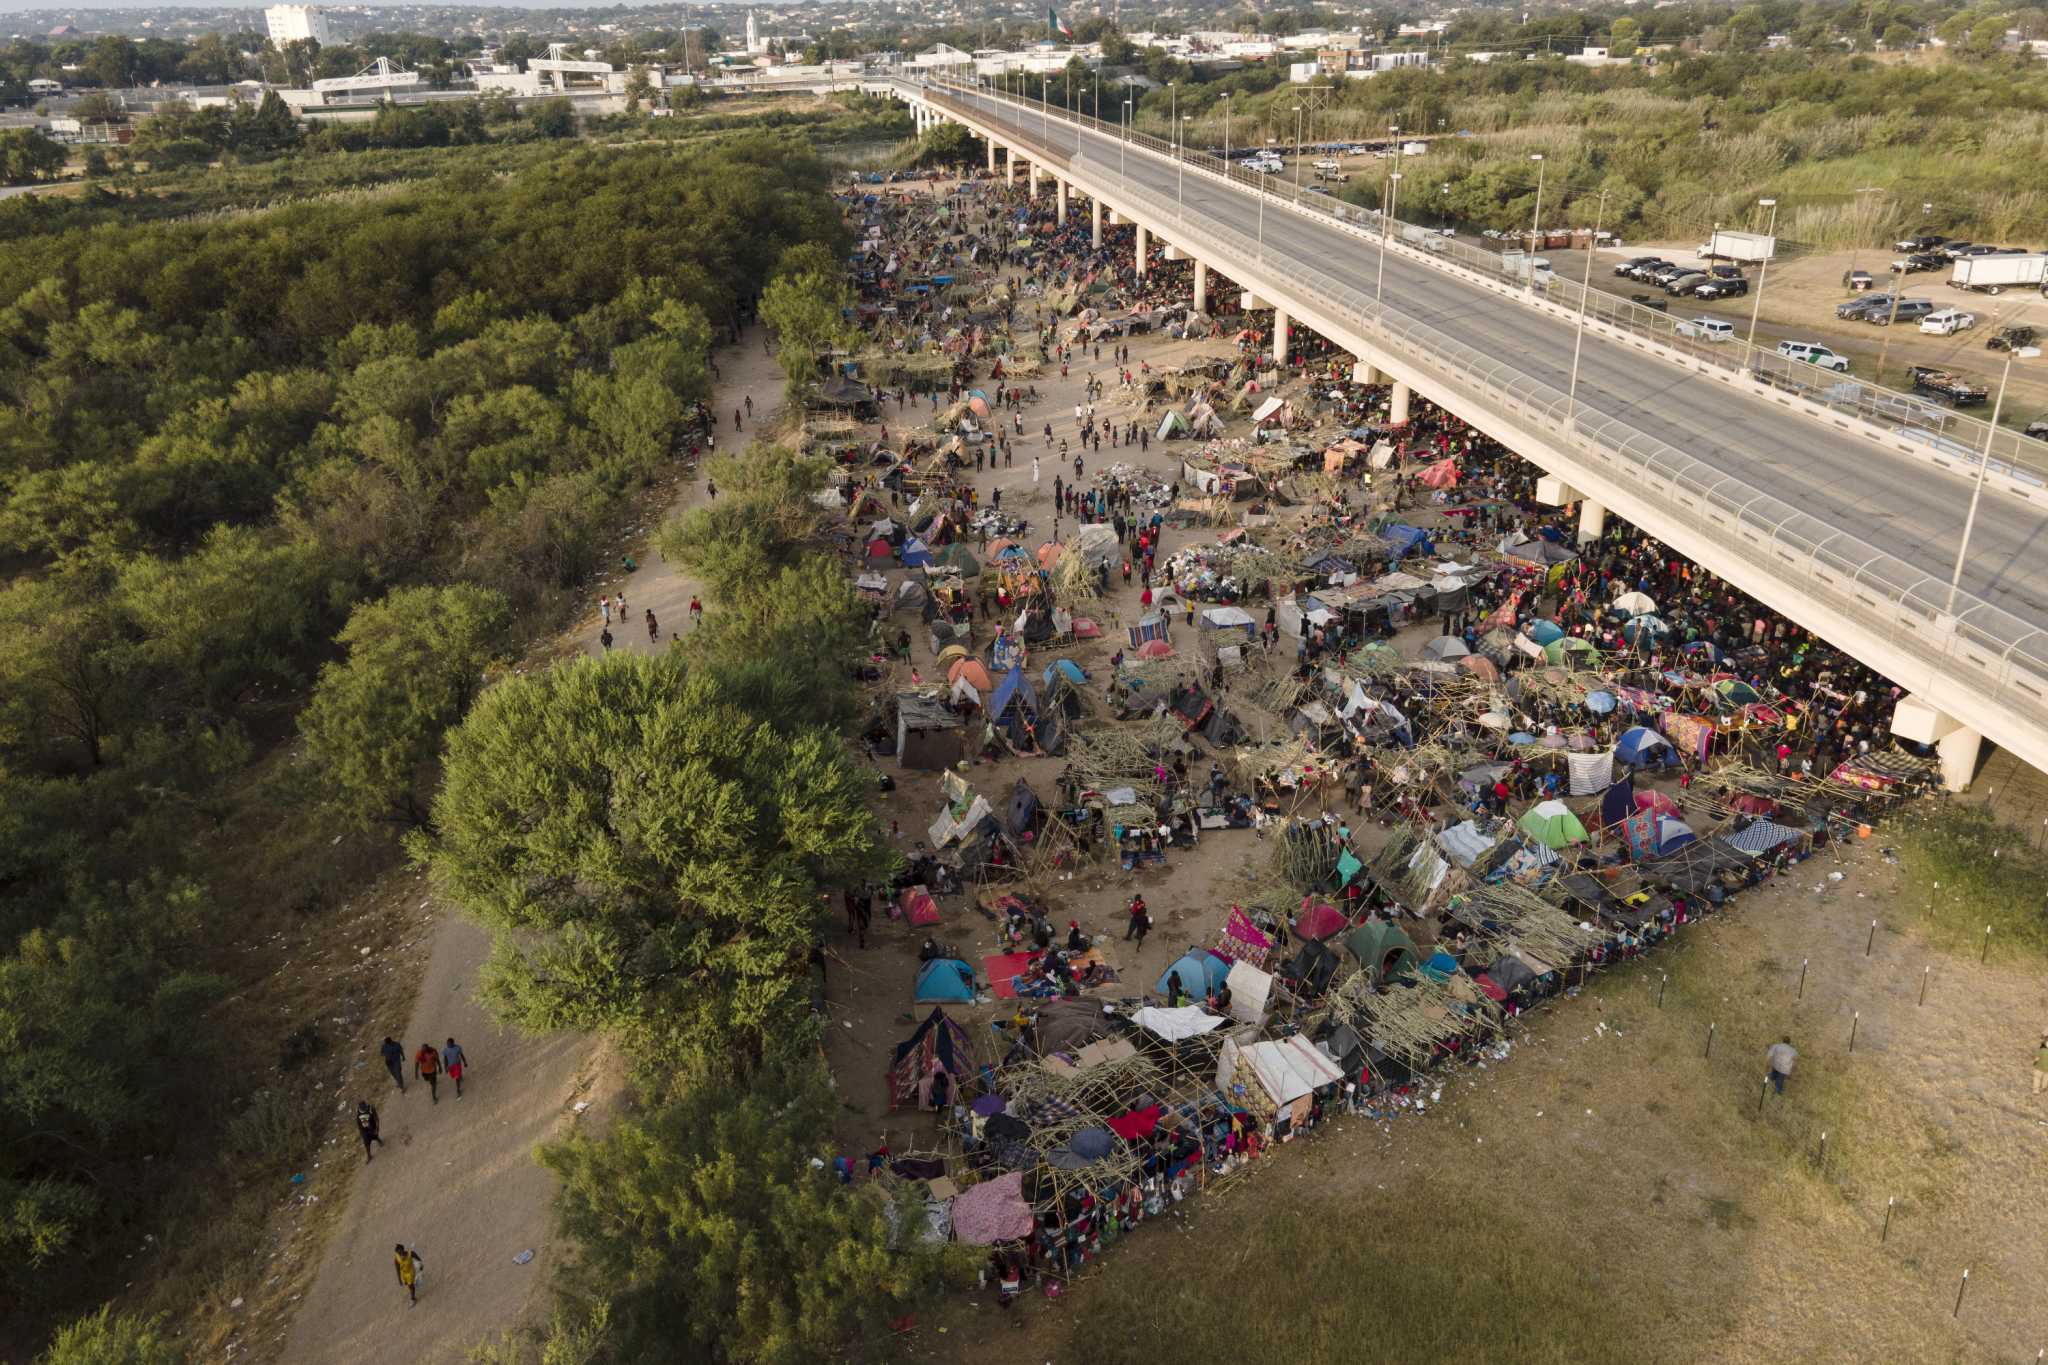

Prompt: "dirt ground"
[1568,240,2048,425]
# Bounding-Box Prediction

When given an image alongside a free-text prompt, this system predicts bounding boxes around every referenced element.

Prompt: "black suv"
[1694,276,1749,299]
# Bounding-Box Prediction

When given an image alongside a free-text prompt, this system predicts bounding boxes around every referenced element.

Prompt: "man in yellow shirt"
[394,1243,423,1307]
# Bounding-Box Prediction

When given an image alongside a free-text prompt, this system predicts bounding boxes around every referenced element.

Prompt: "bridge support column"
[1056,179,1068,227]
[1135,225,1149,276]
[1578,500,1607,543]
[1005,148,1018,184]
[1091,198,1102,248]
[1390,381,1411,425]
[1892,696,1986,792]
[1273,309,1290,365]
[1029,164,1042,199]
[987,137,998,173]
[1352,362,1385,385]
[1194,261,1209,314]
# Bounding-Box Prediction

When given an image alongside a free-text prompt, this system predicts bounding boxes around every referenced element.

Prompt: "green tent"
[1342,921,1421,986]
[934,544,981,576]
[1518,799,1590,849]
[1543,637,1599,667]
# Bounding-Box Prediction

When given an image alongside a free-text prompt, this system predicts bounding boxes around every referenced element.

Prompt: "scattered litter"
[229,1298,244,1310]
[513,1250,535,1265]
[289,1173,305,1185]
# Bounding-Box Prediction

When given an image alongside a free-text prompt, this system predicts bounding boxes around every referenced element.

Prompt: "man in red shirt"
[414,1041,443,1104]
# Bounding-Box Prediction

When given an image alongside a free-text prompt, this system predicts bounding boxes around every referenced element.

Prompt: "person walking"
[2035,1033,2048,1096]
[356,1100,384,1163]
[599,626,613,651]
[1765,1036,1797,1095]
[1032,456,1040,484]
[689,595,703,626]
[442,1038,467,1099]
[414,1041,443,1104]
[380,1037,405,1093]
[1123,894,1151,945]
[646,609,659,642]
[394,1244,424,1308]
[744,394,753,418]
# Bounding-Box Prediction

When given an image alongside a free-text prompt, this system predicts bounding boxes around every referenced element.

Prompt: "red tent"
[1293,899,1349,943]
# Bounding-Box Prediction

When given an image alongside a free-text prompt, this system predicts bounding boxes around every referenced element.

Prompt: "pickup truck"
[1778,340,1851,371]
[1908,366,1990,406]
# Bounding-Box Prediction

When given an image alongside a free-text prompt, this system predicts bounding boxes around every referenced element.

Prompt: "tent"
[913,957,977,1003]
[934,544,981,576]
[1616,726,1672,766]
[900,537,935,569]
[1043,658,1087,687]
[1382,524,1435,559]
[947,657,993,695]
[1544,637,1599,667]
[1598,779,1637,830]
[1525,619,1565,646]
[1156,409,1191,440]
[1612,590,1658,616]
[1501,537,1577,567]
[1518,799,1590,849]
[951,1170,1035,1244]
[1004,779,1042,835]
[1201,605,1256,636]
[1342,921,1421,985]
[899,885,942,927]
[1293,900,1349,942]
[1283,939,1340,995]
[887,1007,974,1108]
[1422,635,1470,661]
[895,692,964,770]
[1156,948,1230,1000]
[1217,1034,1345,1129]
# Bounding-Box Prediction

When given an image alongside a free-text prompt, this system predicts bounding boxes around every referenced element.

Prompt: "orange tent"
[948,658,994,693]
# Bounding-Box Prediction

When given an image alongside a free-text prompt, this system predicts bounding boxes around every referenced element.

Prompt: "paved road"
[939,88,2048,638]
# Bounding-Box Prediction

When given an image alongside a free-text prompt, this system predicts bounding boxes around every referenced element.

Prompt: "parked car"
[1695,277,1750,299]
[1614,255,1661,276]
[1651,263,1694,285]
[1778,340,1851,371]
[1896,252,1948,274]
[1909,366,1990,405]
[1709,264,1744,280]
[1843,269,1876,291]
[1663,270,1709,295]
[1956,244,2004,258]
[1676,317,1736,342]
[1871,299,1936,324]
[1895,234,1951,252]
[1837,294,1895,320]
[2027,416,2048,440]
[1988,324,2039,352]
[1629,292,1670,312]
[1941,241,1978,258]
[1919,308,1977,336]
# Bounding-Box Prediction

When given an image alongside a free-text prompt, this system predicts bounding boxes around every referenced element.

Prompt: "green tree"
[1609,16,1642,55]
[0,577,136,768]
[38,1307,184,1365]
[416,652,889,1069]
[655,442,830,599]
[911,120,974,166]
[1725,4,1770,50]
[300,584,509,830]
[0,129,65,184]
[1881,20,1918,45]
[624,65,655,114]
[530,99,577,139]
[541,1065,958,1363]
[757,244,854,403]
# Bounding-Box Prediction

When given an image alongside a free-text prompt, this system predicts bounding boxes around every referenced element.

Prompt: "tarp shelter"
[1035,996,1114,1053]
[1284,939,1341,994]
[933,544,981,576]
[1519,800,1591,849]
[1501,537,1578,567]
[1544,637,1599,667]
[1725,821,1808,855]
[1156,949,1230,1000]
[1004,779,1041,835]
[895,692,964,770]
[1343,921,1421,985]
[1225,958,1277,1024]
[899,885,942,927]
[1134,1005,1228,1041]
[951,1170,1035,1245]
[914,957,977,1003]
[1217,1034,1346,1129]
[901,537,935,568]
[1382,524,1435,559]
[1599,779,1637,830]
[1068,524,1120,569]
[887,1007,973,1108]
[989,665,1039,726]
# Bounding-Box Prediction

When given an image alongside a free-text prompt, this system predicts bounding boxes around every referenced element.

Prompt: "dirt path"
[277,331,787,1365]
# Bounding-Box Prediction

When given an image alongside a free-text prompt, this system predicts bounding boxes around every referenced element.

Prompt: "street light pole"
[1177,114,1190,214]
[1567,187,1611,428]
[1293,104,1303,189]
[1221,92,1232,168]
[1121,98,1130,191]
[1527,153,1545,294]
[1378,171,1403,303]
[1744,197,1779,351]
[1947,344,2038,612]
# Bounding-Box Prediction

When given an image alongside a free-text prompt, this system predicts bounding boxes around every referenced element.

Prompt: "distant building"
[265,5,332,47]
[47,23,77,37]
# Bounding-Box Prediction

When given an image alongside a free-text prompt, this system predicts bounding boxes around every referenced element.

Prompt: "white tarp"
[1202,605,1255,629]
[1513,632,1547,660]
[1252,395,1284,422]
[1222,1035,1345,1111]
[1133,1006,1228,1041]
[1225,959,1274,1024]
[1369,440,1396,469]
[1438,819,1499,868]
[1568,749,1615,796]
[928,794,991,848]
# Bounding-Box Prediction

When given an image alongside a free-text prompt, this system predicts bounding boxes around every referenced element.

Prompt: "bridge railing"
[924,77,2048,491]
[916,80,2048,733]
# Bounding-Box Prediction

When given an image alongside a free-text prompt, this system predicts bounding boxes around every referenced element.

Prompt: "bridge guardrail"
[927,78,2048,493]
[916,81,2048,733]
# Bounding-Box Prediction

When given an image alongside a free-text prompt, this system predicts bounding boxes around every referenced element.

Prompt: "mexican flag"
[1050,8,1074,39]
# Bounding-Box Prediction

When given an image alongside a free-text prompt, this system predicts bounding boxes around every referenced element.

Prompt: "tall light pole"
[1948,345,2039,611]
[1527,153,1546,294]
[1567,187,1611,427]
[1041,75,1049,141]
[1169,79,1177,137]
[1121,98,1131,190]
[1378,171,1403,302]
[1744,196,1779,351]
[1177,114,1190,213]
[1292,104,1303,189]
[1221,91,1232,166]
[1257,137,1269,259]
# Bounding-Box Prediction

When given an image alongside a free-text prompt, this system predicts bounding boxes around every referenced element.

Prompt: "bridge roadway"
[908,80,2048,781]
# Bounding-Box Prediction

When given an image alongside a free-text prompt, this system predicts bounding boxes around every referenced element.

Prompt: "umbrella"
[1508,731,1537,744]
[1716,679,1761,704]
[1422,636,1471,661]
[1616,727,1670,764]
[1539,731,1568,750]
[1458,655,1500,680]
[1682,640,1725,662]
[1526,619,1565,646]
[1621,615,1670,643]
[1585,690,1617,715]
[1612,590,1658,616]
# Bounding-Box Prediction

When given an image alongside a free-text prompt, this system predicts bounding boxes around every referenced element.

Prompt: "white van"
[1676,318,1736,342]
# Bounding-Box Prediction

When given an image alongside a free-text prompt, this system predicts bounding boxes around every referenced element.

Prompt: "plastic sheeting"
[1133,1005,1228,1040]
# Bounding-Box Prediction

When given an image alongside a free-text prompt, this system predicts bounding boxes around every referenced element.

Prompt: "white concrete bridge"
[893,78,2048,787]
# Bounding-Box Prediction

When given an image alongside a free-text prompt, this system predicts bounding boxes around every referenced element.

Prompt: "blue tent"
[900,537,934,568]
[1617,726,1672,766]
[1652,816,1697,855]
[989,666,1038,722]
[1526,619,1565,646]
[914,958,977,1003]
[1155,949,1229,998]
[1600,779,1637,829]
[1382,524,1435,559]
[1043,658,1087,687]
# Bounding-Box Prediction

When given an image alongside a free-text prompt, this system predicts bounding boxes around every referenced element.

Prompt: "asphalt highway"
[941,87,2048,644]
